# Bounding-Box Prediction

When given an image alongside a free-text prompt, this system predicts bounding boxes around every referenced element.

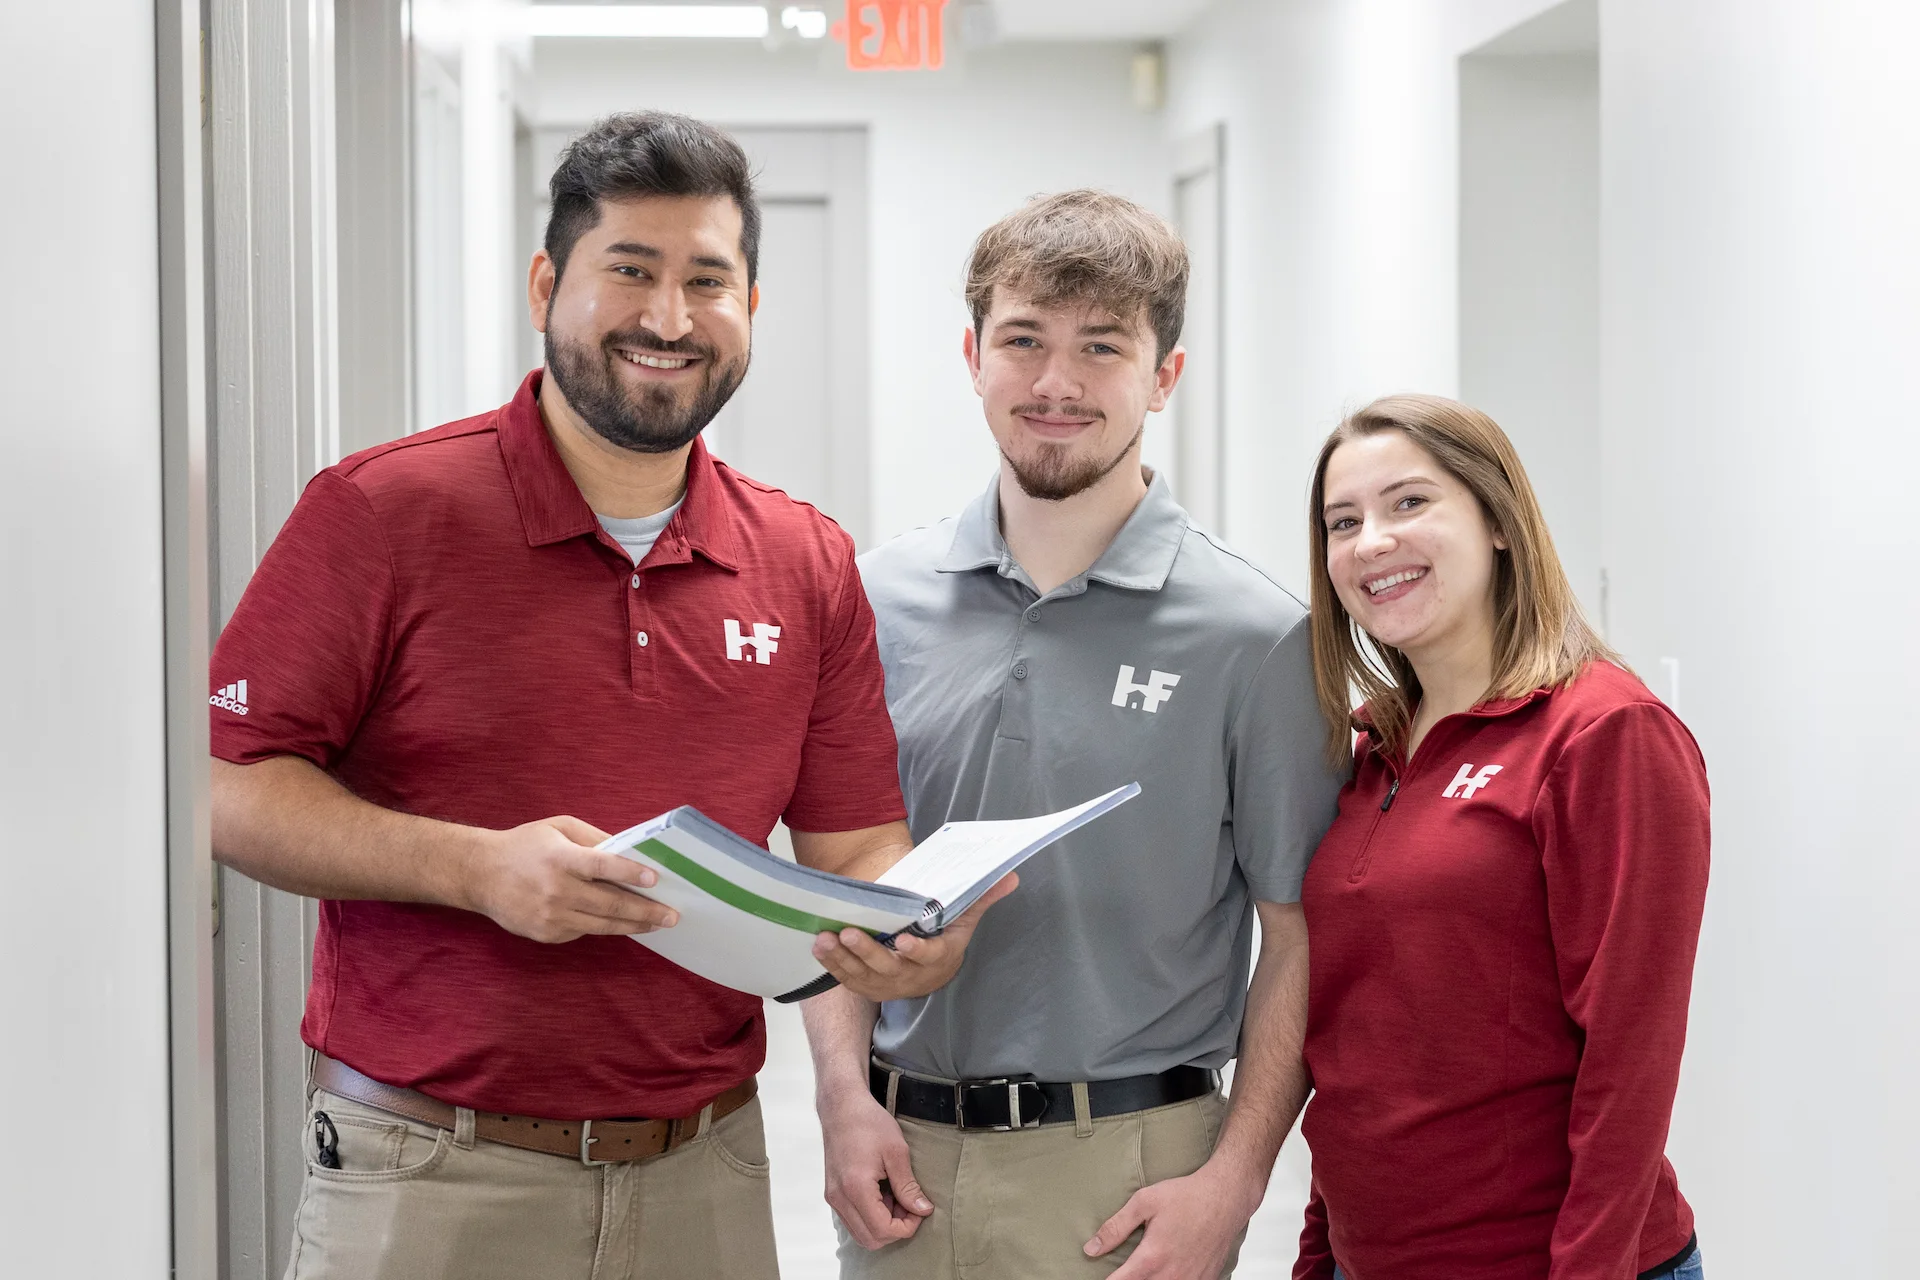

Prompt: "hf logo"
[1112,665,1181,713]
[724,619,781,665]
[1443,763,1503,799]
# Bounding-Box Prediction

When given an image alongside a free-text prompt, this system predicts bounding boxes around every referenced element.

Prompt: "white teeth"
[1366,569,1426,595]
[619,351,692,370]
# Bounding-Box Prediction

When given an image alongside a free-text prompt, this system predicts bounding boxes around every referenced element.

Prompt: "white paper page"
[609,827,927,998]
[876,786,1137,909]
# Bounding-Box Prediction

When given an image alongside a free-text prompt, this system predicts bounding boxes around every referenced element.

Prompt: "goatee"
[545,324,748,454]
[1004,421,1144,502]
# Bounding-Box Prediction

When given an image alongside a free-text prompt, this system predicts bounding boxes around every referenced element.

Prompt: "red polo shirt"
[1294,662,1708,1280]
[210,371,906,1119]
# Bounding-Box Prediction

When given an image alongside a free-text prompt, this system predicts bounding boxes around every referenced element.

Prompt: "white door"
[703,127,871,547]
[702,198,834,512]
[1172,125,1226,533]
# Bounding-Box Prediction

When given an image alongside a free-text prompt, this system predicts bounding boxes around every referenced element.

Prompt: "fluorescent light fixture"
[527,5,772,39]
[781,6,828,39]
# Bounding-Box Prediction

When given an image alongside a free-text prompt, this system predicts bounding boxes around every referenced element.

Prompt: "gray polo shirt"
[858,471,1344,1082]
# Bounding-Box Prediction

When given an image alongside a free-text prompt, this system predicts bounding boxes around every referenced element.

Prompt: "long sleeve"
[1534,702,1710,1279]
[1293,1178,1337,1279]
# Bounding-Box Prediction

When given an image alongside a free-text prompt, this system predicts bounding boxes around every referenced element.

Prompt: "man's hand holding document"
[596,783,1140,1002]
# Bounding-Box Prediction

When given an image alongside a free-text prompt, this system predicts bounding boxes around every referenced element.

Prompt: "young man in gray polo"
[802,191,1344,1278]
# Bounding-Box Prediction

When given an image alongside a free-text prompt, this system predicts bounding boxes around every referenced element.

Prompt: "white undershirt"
[596,497,685,565]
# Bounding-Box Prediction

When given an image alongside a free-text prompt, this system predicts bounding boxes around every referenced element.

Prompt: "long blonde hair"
[1307,394,1621,765]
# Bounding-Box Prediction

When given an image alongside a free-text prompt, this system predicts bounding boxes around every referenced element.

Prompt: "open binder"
[598,782,1140,1002]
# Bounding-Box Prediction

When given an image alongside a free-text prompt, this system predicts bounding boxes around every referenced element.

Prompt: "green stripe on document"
[636,839,869,937]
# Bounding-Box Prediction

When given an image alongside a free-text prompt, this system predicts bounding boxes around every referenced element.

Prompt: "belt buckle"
[955,1075,1042,1131]
[579,1119,612,1167]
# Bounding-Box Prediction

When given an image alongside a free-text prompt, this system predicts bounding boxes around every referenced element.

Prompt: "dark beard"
[1003,420,1144,501]
[544,324,748,454]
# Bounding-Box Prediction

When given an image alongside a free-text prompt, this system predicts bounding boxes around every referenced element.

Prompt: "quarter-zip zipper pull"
[1380,777,1400,812]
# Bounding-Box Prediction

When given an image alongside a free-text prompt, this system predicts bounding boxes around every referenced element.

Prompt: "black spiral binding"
[770,899,947,1004]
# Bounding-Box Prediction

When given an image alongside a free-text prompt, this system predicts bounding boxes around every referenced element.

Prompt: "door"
[704,127,871,545]
[1171,124,1226,533]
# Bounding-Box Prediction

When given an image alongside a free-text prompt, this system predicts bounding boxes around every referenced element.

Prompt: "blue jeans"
[1331,1248,1703,1280]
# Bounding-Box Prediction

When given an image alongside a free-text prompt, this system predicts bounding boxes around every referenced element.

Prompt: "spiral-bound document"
[598,782,1140,1002]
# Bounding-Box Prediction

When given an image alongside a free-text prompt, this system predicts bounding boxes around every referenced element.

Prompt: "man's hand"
[820,1085,932,1249]
[1083,1161,1261,1280]
[811,873,1016,1002]
[467,816,679,943]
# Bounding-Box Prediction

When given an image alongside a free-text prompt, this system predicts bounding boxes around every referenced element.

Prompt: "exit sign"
[832,0,950,71]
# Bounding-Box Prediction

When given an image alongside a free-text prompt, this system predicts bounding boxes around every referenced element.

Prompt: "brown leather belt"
[311,1052,756,1165]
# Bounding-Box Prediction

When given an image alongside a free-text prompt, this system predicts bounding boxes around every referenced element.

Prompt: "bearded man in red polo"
[209,112,1002,1280]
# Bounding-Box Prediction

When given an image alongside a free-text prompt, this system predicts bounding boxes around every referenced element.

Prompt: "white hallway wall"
[1170,0,1920,1273]
[532,38,1171,542]
[1603,1,1920,1270]
[0,1,175,1275]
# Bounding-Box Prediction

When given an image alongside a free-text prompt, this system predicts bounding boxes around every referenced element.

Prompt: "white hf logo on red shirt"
[1112,665,1181,713]
[724,619,781,665]
[211,679,250,716]
[1444,763,1503,799]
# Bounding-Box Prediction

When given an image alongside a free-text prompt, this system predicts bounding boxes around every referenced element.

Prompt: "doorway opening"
[1458,0,1601,624]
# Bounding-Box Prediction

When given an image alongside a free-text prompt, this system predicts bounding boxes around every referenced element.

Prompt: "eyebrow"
[993,316,1133,338]
[602,241,738,273]
[1321,476,1442,516]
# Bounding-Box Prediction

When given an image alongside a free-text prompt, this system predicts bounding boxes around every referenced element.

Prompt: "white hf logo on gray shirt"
[725,619,781,665]
[1444,763,1503,798]
[1112,665,1181,713]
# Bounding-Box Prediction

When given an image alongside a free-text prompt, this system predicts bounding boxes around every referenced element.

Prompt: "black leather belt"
[871,1060,1219,1131]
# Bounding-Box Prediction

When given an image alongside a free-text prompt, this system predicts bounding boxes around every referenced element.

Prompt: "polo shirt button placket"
[627,569,655,699]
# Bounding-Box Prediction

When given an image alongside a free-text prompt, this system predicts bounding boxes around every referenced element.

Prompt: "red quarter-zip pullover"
[1294,662,1708,1280]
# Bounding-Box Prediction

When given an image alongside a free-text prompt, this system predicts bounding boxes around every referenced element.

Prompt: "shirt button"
[636,631,649,647]
[1012,662,1028,679]
[630,574,641,589]
[1025,607,1040,622]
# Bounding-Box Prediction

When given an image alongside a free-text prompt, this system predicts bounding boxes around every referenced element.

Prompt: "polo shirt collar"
[936,466,1188,592]
[496,370,742,572]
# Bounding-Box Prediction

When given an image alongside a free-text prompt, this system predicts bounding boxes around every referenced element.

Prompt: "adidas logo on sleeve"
[211,680,250,716]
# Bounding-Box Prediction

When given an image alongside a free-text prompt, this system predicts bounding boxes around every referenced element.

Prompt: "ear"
[1146,344,1187,413]
[1490,522,1510,552]
[528,251,557,333]
[748,281,761,318]
[961,325,985,398]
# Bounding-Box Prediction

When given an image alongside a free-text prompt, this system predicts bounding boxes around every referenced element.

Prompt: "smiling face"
[963,288,1182,501]
[529,194,756,454]
[1321,430,1507,664]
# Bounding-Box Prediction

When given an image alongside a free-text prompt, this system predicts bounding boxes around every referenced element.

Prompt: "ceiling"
[984,0,1217,41]
[524,1,1223,44]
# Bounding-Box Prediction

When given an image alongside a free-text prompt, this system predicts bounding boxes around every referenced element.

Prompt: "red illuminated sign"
[831,0,950,71]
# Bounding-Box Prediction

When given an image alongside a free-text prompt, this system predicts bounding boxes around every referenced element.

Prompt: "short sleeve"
[1227,617,1347,902]
[782,538,908,833]
[209,469,396,769]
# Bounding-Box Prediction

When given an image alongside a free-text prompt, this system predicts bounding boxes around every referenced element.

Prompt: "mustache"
[603,326,714,359]
[1010,402,1104,422]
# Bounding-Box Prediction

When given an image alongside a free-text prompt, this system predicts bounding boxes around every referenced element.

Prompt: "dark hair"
[544,112,761,286]
[965,189,1189,363]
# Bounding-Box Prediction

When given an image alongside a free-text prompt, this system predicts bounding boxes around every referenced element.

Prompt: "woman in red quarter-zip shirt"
[1291,395,1709,1280]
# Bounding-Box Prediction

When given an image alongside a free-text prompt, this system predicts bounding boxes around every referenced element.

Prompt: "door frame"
[1172,122,1227,534]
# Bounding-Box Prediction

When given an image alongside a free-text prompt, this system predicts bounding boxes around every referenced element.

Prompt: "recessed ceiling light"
[780,6,828,40]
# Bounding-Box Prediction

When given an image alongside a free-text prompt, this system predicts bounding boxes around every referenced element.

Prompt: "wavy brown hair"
[964,189,1189,363]
[1307,394,1622,765]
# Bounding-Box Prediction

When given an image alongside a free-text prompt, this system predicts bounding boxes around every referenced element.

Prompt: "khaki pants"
[283,1085,780,1280]
[838,1089,1238,1280]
